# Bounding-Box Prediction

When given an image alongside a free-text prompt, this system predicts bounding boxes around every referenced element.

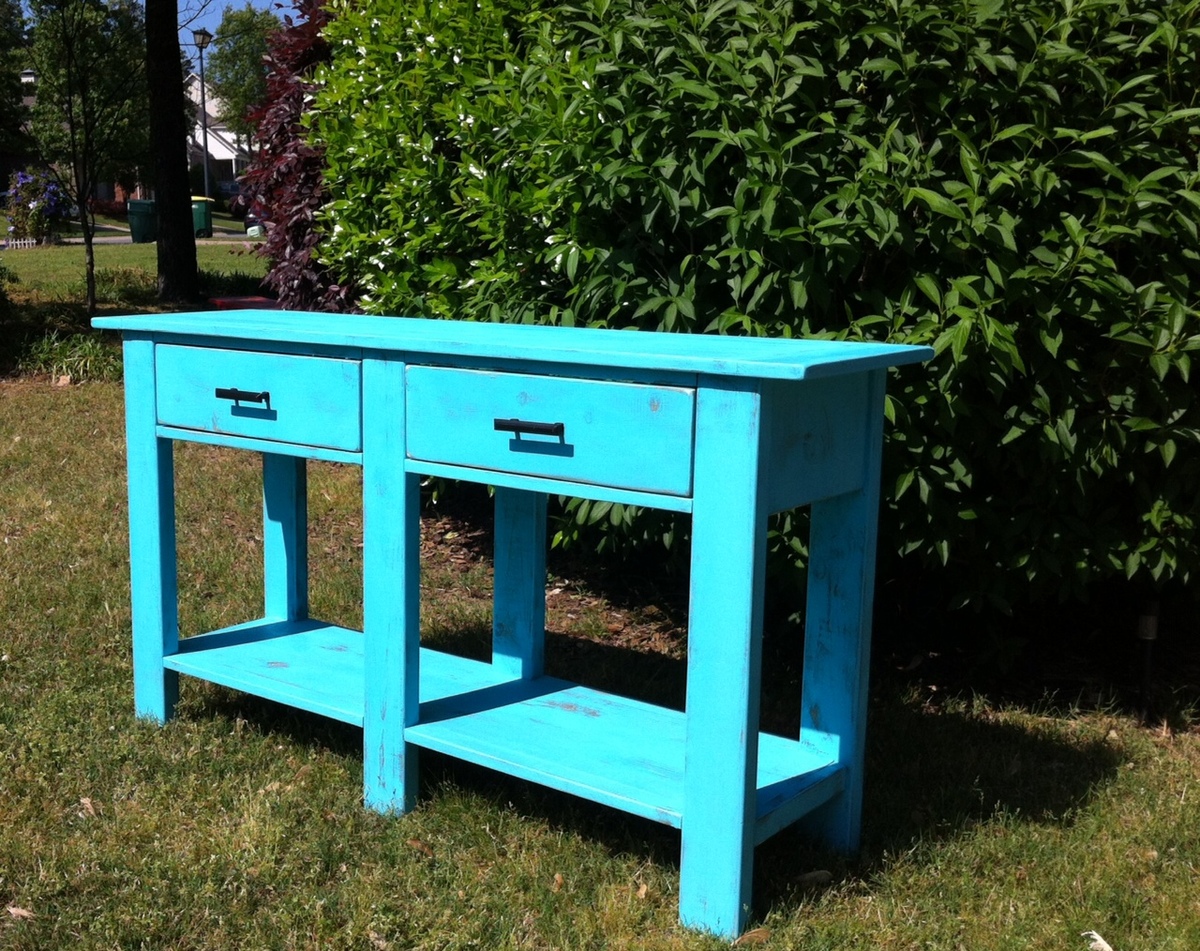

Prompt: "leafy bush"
[313,0,1200,613]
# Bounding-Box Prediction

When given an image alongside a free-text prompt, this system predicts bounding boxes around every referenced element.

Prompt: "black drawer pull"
[494,417,565,438]
[215,387,270,406]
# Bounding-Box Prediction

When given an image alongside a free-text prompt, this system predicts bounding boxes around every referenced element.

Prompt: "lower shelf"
[164,618,845,835]
[165,617,513,726]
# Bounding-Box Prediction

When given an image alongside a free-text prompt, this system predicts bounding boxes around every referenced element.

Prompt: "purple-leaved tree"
[239,0,356,312]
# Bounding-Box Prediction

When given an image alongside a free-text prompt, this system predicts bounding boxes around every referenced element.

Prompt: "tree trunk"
[145,0,198,302]
[80,206,96,314]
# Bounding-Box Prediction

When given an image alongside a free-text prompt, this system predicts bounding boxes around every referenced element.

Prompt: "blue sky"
[177,0,288,64]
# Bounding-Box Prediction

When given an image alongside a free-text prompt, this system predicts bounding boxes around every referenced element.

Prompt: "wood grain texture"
[679,378,768,936]
[492,488,548,679]
[155,344,362,450]
[798,368,888,853]
[98,310,932,380]
[405,366,695,496]
[262,454,308,622]
[362,355,419,813]
[122,336,179,722]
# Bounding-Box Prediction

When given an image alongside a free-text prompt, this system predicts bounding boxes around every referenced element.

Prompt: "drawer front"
[155,345,362,451]
[406,367,695,496]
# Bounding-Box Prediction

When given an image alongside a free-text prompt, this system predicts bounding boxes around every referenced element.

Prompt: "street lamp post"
[193,27,213,199]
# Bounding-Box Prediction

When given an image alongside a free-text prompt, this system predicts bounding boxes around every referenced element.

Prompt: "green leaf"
[1149,352,1171,381]
[951,318,972,361]
[913,274,941,307]
[988,123,1036,144]
[1070,150,1126,180]
[906,186,966,220]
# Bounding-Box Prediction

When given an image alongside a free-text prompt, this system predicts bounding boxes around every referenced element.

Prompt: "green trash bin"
[127,199,157,243]
[191,197,214,239]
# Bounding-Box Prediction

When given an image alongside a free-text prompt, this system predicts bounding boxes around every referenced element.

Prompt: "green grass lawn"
[0,382,1198,950]
[0,242,270,379]
[1,250,1199,949]
[2,241,266,296]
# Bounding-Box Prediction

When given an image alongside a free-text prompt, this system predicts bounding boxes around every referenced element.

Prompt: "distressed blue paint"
[122,336,179,722]
[98,312,931,940]
[799,368,889,853]
[97,310,931,380]
[680,378,768,935]
[492,488,547,679]
[263,454,307,621]
[154,425,362,464]
[362,355,419,813]
[405,460,694,514]
[154,344,362,450]
[166,620,366,724]
[405,366,695,496]
[762,375,870,513]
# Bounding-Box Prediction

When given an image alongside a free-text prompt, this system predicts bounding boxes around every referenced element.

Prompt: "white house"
[185,71,252,194]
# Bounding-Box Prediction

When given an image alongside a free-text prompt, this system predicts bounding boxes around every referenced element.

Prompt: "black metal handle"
[215,387,270,405]
[494,417,565,438]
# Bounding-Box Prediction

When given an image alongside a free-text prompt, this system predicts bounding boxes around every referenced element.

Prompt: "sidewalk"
[54,225,254,245]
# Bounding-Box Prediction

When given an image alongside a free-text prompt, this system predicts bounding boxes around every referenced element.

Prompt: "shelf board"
[165,619,843,832]
[166,619,368,724]
[406,677,842,830]
[165,618,512,726]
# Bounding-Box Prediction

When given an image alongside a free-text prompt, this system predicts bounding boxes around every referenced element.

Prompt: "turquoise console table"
[93,310,931,937]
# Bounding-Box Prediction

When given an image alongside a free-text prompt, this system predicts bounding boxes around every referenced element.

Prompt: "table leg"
[262,453,308,622]
[799,368,887,852]
[122,336,179,723]
[492,487,547,679]
[362,357,420,812]
[680,382,766,937]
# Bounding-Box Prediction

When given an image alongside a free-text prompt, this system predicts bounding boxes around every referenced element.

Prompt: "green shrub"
[17,330,122,381]
[78,266,157,305]
[313,0,1200,613]
[197,267,270,298]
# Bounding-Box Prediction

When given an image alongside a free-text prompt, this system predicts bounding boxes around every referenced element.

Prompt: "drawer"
[405,366,695,496]
[155,345,362,451]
